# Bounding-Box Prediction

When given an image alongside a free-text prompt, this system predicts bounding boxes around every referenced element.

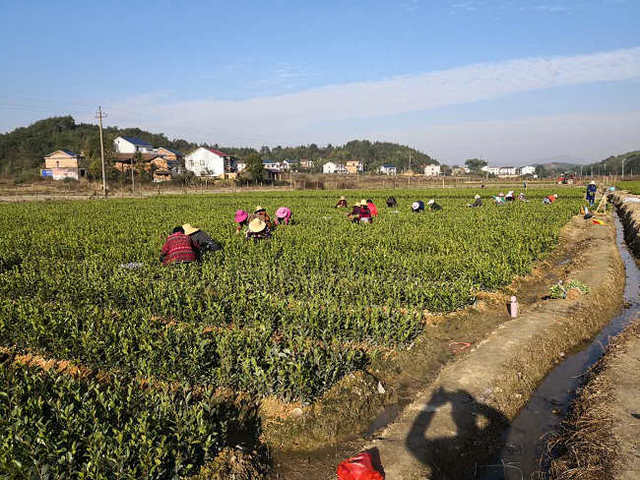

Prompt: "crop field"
[615,180,640,194]
[0,188,582,478]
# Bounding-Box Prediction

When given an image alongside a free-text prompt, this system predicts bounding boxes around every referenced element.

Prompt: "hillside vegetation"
[0,116,436,179]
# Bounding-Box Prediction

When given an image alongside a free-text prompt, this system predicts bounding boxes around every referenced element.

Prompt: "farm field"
[0,188,583,478]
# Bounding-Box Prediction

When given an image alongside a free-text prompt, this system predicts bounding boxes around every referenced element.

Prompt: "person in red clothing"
[543,193,558,205]
[358,200,373,224]
[366,199,378,217]
[160,226,197,265]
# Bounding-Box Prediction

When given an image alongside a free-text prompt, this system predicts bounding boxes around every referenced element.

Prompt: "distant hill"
[0,116,198,179]
[584,150,640,175]
[0,116,436,178]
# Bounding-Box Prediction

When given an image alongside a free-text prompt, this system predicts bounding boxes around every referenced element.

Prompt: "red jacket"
[367,201,378,217]
[546,195,556,203]
[161,233,196,265]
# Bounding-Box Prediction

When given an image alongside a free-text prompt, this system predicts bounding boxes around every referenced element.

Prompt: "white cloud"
[375,110,640,165]
[106,46,640,153]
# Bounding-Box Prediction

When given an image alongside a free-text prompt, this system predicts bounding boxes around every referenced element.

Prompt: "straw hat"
[412,201,420,210]
[182,224,200,236]
[474,194,480,199]
[248,218,266,233]
[339,195,346,200]
[427,199,435,205]
[254,205,266,213]
[554,194,558,198]
[589,181,596,185]
[360,199,367,205]
[234,210,248,223]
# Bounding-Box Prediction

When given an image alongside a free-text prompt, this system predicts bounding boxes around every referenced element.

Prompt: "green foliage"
[549,279,590,299]
[464,158,487,173]
[0,187,583,476]
[0,353,257,479]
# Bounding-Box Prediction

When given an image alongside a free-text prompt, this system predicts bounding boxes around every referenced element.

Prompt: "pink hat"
[276,206,290,218]
[234,209,248,223]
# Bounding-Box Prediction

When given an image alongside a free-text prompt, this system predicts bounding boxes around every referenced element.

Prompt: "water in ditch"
[477,212,640,480]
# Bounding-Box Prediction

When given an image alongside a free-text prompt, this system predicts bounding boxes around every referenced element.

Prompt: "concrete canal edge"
[366,213,624,479]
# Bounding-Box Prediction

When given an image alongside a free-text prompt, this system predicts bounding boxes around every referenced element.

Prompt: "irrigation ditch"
[266,201,634,479]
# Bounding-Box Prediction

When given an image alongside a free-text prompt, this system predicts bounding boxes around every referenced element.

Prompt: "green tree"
[464,158,487,173]
[244,153,265,184]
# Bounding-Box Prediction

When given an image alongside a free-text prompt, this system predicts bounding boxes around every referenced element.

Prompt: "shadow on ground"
[406,387,510,480]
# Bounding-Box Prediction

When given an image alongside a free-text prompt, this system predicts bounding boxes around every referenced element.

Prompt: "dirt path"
[364,216,623,479]
[609,328,640,479]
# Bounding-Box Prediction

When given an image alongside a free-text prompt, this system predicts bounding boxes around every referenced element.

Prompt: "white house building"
[322,161,348,174]
[378,164,397,175]
[185,147,236,177]
[424,164,441,176]
[519,165,536,176]
[262,159,281,171]
[113,136,155,154]
[499,166,517,176]
[481,166,500,176]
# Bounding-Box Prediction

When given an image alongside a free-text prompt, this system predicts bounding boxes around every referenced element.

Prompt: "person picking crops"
[366,199,378,217]
[245,218,271,241]
[586,181,597,207]
[234,210,249,234]
[183,224,222,260]
[543,193,559,205]
[335,196,348,208]
[386,196,397,207]
[493,194,506,206]
[253,206,272,227]
[427,199,442,211]
[348,201,362,222]
[275,206,293,225]
[505,191,515,202]
[412,200,425,213]
[467,194,482,208]
[160,226,197,266]
[358,200,373,223]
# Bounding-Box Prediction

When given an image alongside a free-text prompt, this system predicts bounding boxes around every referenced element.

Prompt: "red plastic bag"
[337,451,385,480]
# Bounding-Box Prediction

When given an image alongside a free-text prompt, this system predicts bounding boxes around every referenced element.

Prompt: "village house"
[300,159,314,169]
[236,162,247,172]
[185,147,236,177]
[423,164,441,177]
[322,161,348,174]
[262,159,281,171]
[451,166,469,176]
[378,164,397,175]
[41,150,86,180]
[345,160,364,175]
[519,165,536,176]
[113,136,155,154]
[281,159,298,171]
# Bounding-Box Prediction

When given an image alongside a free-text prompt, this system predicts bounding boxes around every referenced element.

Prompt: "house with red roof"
[184,147,237,177]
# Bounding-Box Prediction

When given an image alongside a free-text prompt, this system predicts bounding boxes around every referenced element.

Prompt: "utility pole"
[96,106,107,197]
[622,158,625,179]
[131,153,135,193]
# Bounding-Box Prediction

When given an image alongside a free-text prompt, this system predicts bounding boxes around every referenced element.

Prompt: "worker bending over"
[234,210,249,234]
[386,196,397,208]
[253,206,272,227]
[275,207,293,225]
[358,201,373,223]
[183,224,221,260]
[543,193,559,204]
[427,199,442,211]
[160,226,197,266]
[366,199,378,217]
[468,194,482,208]
[412,201,425,213]
[335,196,348,208]
[245,218,271,241]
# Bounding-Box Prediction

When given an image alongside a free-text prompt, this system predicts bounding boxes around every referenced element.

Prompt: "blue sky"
[1,0,639,164]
